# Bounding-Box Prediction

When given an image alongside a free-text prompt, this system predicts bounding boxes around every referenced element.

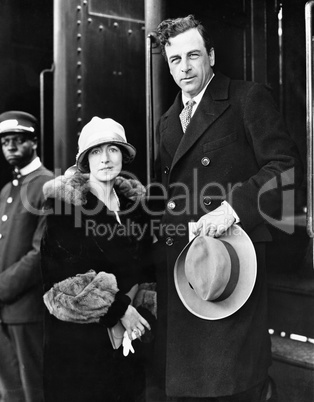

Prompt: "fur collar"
[43,172,90,206]
[43,170,146,208]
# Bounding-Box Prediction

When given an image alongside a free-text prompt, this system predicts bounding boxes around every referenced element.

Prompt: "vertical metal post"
[145,33,155,187]
[144,0,167,187]
[305,1,314,239]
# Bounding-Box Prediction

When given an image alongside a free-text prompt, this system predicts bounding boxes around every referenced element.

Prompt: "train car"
[0,0,313,401]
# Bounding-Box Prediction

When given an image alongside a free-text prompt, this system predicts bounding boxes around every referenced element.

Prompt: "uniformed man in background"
[0,111,53,402]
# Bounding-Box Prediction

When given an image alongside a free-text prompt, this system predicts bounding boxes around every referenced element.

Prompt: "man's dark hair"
[156,14,214,59]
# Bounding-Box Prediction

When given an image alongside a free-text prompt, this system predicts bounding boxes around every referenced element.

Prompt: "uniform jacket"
[40,173,154,402]
[154,72,303,397]
[0,165,53,323]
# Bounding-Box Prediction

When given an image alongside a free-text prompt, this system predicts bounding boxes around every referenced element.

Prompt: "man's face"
[165,28,215,98]
[1,133,37,168]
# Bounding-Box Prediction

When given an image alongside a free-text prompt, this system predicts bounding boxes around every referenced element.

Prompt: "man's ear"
[209,48,215,67]
[31,137,38,150]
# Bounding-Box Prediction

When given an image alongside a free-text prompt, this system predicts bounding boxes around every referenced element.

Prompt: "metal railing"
[40,64,54,166]
[306,1,314,238]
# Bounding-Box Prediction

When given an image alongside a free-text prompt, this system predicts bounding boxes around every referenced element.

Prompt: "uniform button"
[12,179,19,186]
[203,196,212,206]
[167,200,176,210]
[14,168,21,179]
[0,234,3,239]
[1,215,8,222]
[166,237,174,246]
[201,157,211,166]
[7,197,13,204]
[164,166,170,175]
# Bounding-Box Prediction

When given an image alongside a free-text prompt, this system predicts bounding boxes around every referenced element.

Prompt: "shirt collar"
[182,73,215,107]
[20,157,42,176]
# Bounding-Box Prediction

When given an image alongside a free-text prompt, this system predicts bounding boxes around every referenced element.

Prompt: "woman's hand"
[126,284,138,303]
[120,305,151,340]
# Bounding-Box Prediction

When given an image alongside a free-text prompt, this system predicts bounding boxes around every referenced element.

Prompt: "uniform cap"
[0,111,38,137]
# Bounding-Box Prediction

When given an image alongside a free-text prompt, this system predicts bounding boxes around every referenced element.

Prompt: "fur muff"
[43,270,119,323]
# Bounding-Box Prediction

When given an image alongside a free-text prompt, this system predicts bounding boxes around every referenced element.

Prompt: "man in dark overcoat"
[152,15,303,401]
[0,111,53,402]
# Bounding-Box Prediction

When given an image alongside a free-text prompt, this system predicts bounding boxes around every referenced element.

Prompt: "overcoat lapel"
[168,73,231,171]
[161,93,184,159]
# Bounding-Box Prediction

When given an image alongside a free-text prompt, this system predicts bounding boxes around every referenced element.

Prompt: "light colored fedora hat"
[174,224,257,320]
[76,117,136,172]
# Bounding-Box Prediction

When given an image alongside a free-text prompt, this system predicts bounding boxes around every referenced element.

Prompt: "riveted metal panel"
[54,0,84,171]
[89,0,144,22]
[54,0,146,182]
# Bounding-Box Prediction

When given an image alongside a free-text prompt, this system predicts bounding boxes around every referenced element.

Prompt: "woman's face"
[88,143,123,183]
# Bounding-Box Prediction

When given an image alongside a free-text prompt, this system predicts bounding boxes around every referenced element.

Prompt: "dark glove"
[136,306,156,343]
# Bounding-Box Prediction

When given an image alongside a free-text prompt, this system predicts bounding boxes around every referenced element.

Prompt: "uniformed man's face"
[1,133,37,169]
[165,28,215,98]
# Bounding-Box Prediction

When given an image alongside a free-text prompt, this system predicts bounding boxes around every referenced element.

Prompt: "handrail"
[40,64,54,165]
[306,1,314,238]
[145,32,157,188]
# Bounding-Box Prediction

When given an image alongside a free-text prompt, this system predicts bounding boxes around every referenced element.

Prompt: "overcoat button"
[7,197,13,204]
[201,157,211,166]
[12,179,19,186]
[167,201,176,210]
[203,196,212,206]
[1,215,8,222]
[166,237,174,246]
[164,166,170,175]
[0,234,3,239]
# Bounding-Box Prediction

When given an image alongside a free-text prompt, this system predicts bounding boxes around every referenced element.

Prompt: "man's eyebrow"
[168,49,201,60]
[187,49,201,55]
[168,54,181,61]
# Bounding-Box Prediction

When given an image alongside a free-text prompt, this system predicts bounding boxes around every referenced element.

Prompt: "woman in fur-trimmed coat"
[40,117,154,402]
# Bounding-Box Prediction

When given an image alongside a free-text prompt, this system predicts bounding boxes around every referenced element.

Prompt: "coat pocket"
[202,131,238,152]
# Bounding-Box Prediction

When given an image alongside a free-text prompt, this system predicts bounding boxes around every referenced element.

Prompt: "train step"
[268,272,314,338]
[270,334,314,402]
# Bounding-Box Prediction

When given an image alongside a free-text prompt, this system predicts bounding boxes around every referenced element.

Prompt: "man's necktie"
[179,99,195,133]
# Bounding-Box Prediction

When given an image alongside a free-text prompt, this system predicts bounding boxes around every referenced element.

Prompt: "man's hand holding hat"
[194,202,238,238]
